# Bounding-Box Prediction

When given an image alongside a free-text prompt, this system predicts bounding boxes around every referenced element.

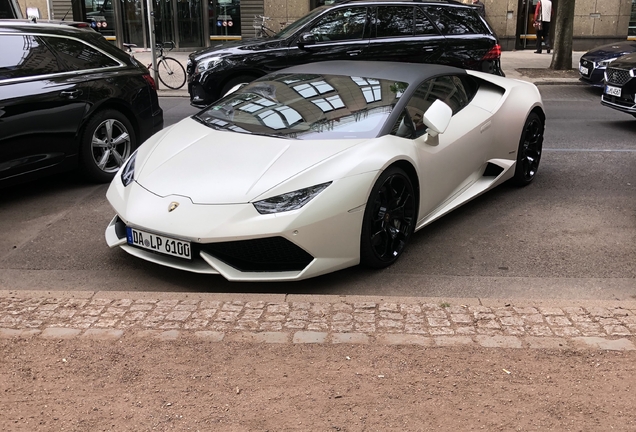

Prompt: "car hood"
[135,117,365,204]
[611,52,636,69]
[581,41,636,61]
[190,38,286,61]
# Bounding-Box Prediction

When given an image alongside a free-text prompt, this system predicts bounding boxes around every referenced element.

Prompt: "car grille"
[186,59,195,77]
[197,237,314,272]
[605,68,632,86]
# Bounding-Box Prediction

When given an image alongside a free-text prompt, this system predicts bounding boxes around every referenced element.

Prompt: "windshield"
[194,73,407,140]
[272,7,327,39]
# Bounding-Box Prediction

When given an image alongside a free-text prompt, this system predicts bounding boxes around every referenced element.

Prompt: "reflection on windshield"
[194,73,406,140]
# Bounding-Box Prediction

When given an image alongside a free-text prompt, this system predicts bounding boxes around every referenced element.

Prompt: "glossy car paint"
[579,41,636,87]
[601,52,636,116]
[187,1,503,107]
[106,61,544,282]
[0,21,163,186]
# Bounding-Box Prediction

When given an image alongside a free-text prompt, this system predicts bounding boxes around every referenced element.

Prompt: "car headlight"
[197,56,224,73]
[121,150,138,187]
[253,182,332,214]
[597,57,619,68]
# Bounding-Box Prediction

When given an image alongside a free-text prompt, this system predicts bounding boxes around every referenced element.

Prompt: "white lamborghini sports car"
[105,61,545,282]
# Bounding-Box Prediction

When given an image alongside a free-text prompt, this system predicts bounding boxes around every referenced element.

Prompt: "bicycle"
[123,41,187,90]
[253,15,276,38]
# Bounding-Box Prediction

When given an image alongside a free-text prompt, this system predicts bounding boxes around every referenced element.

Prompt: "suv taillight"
[142,74,157,91]
[482,44,501,61]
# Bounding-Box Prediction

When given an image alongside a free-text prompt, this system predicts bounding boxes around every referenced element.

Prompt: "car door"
[0,32,91,182]
[400,75,493,217]
[366,5,446,64]
[285,6,371,66]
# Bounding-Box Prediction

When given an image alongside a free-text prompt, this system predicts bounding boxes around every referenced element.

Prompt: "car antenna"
[62,7,71,21]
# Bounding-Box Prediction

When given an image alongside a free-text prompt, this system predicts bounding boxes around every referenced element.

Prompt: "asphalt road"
[1,86,634,300]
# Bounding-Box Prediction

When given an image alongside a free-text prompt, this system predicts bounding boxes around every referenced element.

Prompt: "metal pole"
[146,0,159,89]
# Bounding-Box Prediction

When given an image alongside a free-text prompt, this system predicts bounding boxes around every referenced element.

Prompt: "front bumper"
[578,58,606,86]
[105,173,376,281]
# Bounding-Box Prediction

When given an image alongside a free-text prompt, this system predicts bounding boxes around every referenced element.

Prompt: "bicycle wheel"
[157,57,186,90]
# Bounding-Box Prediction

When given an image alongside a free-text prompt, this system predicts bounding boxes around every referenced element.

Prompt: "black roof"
[279,60,466,85]
[0,19,97,37]
[331,0,464,4]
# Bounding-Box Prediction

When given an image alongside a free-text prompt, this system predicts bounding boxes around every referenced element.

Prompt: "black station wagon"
[0,20,163,186]
[187,0,503,107]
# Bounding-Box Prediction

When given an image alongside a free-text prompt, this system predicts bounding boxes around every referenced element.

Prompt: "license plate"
[579,65,589,75]
[126,227,191,259]
[605,85,621,97]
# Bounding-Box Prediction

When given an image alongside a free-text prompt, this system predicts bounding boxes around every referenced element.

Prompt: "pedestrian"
[472,0,485,18]
[534,0,552,54]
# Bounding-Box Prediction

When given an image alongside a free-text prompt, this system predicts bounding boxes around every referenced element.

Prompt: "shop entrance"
[516,0,539,50]
[117,0,205,49]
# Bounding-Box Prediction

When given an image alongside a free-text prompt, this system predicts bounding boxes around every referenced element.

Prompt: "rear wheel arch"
[79,101,140,146]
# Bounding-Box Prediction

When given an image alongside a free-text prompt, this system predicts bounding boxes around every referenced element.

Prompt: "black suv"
[601,52,636,118]
[0,21,163,186]
[187,0,503,107]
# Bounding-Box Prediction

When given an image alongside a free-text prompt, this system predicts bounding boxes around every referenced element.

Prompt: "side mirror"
[422,99,452,138]
[297,32,316,48]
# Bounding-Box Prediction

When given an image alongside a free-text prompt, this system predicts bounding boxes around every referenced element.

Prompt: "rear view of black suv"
[187,0,503,107]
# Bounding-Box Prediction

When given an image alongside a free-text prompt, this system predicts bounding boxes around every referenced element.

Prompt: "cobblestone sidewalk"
[1,292,635,351]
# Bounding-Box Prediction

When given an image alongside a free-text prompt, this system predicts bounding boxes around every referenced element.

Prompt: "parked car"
[187,0,504,107]
[579,40,636,87]
[0,20,163,187]
[106,60,544,281]
[601,52,636,118]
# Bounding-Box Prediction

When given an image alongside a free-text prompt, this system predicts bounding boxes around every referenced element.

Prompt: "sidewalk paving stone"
[1,293,635,351]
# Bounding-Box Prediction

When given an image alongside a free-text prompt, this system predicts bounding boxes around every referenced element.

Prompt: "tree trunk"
[549,0,576,70]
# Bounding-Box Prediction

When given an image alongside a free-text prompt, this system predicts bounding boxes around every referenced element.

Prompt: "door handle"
[347,50,362,56]
[422,46,435,52]
[60,90,83,100]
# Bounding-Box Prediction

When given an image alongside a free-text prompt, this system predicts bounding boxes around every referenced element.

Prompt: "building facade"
[13,0,636,51]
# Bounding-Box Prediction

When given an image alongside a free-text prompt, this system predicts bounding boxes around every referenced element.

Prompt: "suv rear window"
[424,6,489,35]
[0,34,61,79]
[44,36,120,71]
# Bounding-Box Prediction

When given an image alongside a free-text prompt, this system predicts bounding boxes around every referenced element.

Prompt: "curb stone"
[1,292,635,351]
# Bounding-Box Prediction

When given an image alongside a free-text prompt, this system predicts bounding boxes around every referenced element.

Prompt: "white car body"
[106,61,544,281]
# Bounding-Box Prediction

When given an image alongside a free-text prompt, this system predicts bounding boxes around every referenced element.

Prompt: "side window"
[309,7,368,42]
[0,34,61,80]
[424,6,488,35]
[375,6,414,38]
[44,36,119,71]
[415,7,438,35]
[394,75,469,137]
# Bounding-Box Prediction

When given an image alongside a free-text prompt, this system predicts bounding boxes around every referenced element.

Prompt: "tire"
[79,109,136,183]
[511,112,544,186]
[360,167,417,269]
[157,57,186,90]
[220,75,256,98]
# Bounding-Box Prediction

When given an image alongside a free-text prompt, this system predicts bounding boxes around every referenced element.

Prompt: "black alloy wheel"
[512,112,544,186]
[360,167,416,268]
